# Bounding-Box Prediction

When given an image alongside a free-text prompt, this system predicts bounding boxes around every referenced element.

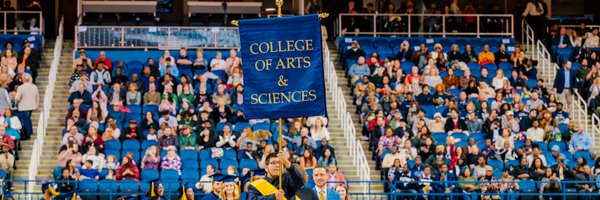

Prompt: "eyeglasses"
[268,161,280,165]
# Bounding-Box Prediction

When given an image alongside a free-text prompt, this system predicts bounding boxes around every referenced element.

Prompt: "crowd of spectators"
[339,0,507,36]
[58,48,350,198]
[0,0,42,35]
[0,39,41,191]
[342,37,597,198]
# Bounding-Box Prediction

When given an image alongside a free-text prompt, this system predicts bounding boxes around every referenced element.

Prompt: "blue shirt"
[569,132,592,151]
[564,70,571,88]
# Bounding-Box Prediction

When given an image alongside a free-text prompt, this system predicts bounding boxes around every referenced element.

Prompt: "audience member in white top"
[526,119,545,142]
[492,69,509,90]
[311,117,330,141]
[210,51,227,71]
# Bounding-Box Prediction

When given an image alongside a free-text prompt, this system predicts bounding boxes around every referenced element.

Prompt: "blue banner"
[239,15,327,119]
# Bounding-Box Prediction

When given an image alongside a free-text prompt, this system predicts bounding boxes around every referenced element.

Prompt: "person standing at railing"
[13,73,36,140]
[522,0,545,37]
[340,0,361,36]
[553,61,578,112]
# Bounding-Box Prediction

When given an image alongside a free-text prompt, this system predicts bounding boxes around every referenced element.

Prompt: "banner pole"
[276,0,284,191]
[278,118,283,190]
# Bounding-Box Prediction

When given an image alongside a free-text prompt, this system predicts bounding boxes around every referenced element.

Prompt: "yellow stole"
[249,179,300,200]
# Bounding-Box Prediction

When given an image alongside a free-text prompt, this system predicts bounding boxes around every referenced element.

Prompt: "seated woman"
[141,145,160,170]
[216,125,237,149]
[299,149,317,169]
[317,148,337,167]
[116,155,139,180]
[160,145,182,173]
[0,109,20,141]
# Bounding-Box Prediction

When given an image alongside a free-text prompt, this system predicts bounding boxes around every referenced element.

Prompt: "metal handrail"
[521,20,535,58]
[27,16,62,196]
[338,13,514,38]
[74,25,241,50]
[0,11,44,35]
[323,41,371,193]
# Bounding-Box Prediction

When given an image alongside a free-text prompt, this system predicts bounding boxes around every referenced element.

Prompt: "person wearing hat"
[143,181,165,200]
[180,183,196,200]
[121,119,141,141]
[428,112,446,133]
[219,175,241,200]
[73,49,93,71]
[40,182,60,200]
[247,152,305,200]
[430,43,448,69]
[201,173,225,200]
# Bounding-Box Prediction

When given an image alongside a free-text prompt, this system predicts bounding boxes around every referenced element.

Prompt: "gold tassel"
[181,185,188,200]
[71,193,77,200]
[48,186,60,197]
[150,182,156,197]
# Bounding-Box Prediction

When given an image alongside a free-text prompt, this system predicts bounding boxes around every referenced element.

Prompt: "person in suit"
[14,73,37,140]
[312,165,341,200]
[553,61,578,112]
[552,27,571,60]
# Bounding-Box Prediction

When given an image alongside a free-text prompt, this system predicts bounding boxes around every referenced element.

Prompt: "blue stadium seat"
[127,60,144,74]
[223,149,237,160]
[200,158,218,169]
[240,159,259,170]
[199,149,212,159]
[234,122,251,133]
[558,123,568,133]
[545,153,557,166]
[519,180,537,193]
[52,166,63,180]
[421,105,435,118]
[469,133,486,141]
[105,140,121,151]
[160,169,180,180]
[505,160,519,168]
[122,139,141,151]
[121,150,140,163]
[220,158,239,170]
[487,159,504,169]
[407,160,415,168]
[476,140,486,150]
[498,62,512,71]
[141,169,159,181]
[454,70,464,77]
[533,141,548,152]
[143,105,160,119]
[483,63,497,71]
[126,105,142,115]
[161,180,180,193]
[451,133,468,143]
[447,89,461,98]
[252,122,270,131]
[119,179,139,193]
[140,182,151,193]
[141,140,158,151]
[574,151,592,161]
[493,169,503,179]
[182,159,199,170]
[98,179,119,193]
[78,179,98,192]
[216,122,232,132]
[514,140,524,150]
[526,79,537,89]
[181,169,200,184]
[181,150,198,160]
[401,61,415,75]
[104,150,120,159]
[431,133,447,144]
[437,106,449,116]
[456,140,468,147]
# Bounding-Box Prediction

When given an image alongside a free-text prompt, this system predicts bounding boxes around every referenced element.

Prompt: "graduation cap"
[222,175,239,184]
[180,183,196,200]
[211,173,226,182]
[241,169,266,186]
[148,178,161,198]
[1,190,12,200]
[41,182,60,197]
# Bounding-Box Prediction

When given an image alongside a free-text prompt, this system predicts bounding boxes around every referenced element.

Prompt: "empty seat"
[141,169,159,181]
[119,179,139,193]
[122,139,141,151]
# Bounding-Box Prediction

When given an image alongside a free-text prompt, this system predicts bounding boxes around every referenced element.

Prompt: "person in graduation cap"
[219,175,241,200]
[143,181,165,200]
[247,151,305,200]
[180,183,196,200]
[1,189,13,200]
[40,182,60,200]
[201,173,225,200]
[240,169,266,200]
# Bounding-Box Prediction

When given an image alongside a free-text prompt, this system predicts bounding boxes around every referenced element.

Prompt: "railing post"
[408,14,411,37]
[476,16,480,38]
[442,15,446,37]
[373,14,376,37]
[3,12,6,34]
[338,13,342,37]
